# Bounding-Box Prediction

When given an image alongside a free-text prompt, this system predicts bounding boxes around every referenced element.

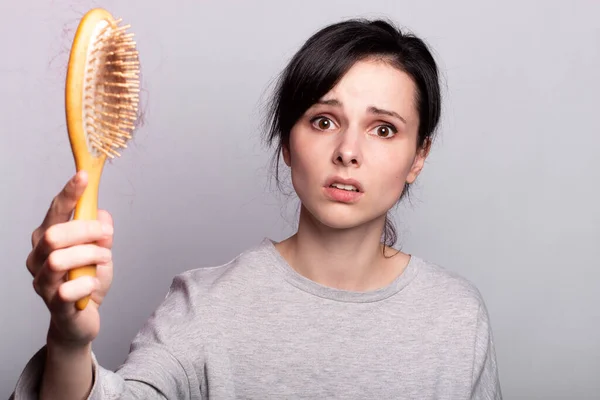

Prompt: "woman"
[12,18,501,399]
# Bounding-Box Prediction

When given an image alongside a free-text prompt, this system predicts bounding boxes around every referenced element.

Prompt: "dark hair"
[264,18,442,248]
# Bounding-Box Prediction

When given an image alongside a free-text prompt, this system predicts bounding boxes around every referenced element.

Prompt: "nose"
[332,127,362,167]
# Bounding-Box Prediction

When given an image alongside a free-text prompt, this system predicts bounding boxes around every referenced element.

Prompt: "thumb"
[40,170,89,229]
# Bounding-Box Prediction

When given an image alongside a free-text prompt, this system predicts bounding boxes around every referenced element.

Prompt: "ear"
[282,144,291,167]
[406,138,431,184]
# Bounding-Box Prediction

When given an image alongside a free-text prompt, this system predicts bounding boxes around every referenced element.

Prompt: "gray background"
[1,0,598,398]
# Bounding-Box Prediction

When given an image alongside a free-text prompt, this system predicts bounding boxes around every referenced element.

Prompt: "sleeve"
[10,275,204,400]
[470,302,503,400]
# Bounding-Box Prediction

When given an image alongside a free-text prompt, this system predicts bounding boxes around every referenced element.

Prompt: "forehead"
[321,59,417,118]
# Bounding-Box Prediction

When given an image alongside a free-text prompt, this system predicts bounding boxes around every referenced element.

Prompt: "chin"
[303,202,384,231]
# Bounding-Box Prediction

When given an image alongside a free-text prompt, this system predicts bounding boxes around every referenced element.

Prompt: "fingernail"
[102,224,113,235]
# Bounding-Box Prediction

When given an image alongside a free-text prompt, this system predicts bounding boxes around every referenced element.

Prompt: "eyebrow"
[315,99,407,124]
[368,106,407,125]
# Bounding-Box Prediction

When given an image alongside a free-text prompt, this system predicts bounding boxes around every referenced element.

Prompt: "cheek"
[288,133,319,188]
[373,149,413,195]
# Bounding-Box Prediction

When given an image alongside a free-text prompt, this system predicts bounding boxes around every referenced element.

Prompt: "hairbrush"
[65,8,140,310]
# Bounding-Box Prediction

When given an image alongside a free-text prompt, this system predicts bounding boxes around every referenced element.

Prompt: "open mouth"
[329,183,360,192]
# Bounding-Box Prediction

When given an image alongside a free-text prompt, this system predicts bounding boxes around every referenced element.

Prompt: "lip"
[323,176,364,204]
[324,176,364,193]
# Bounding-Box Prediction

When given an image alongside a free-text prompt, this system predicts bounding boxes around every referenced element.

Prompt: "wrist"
[46,338,91,358]
[46,324,92,354]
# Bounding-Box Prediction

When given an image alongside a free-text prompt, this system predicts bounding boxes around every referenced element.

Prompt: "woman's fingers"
[26,220,112,277]
[56,276,100,304]
[95,210,114,250]
[32,244,112,303]
[92,261,114,303]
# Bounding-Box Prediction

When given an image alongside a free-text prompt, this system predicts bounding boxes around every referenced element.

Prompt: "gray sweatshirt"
[11,238,502,399]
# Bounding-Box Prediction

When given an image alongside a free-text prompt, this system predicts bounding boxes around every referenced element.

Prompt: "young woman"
[13,19,501,400]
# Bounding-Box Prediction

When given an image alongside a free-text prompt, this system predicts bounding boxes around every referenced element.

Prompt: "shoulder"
[408,255,490,321]
[134,239,275,343]
[412,256,485,303]
[409,257,501,394]
[166,238,275,298]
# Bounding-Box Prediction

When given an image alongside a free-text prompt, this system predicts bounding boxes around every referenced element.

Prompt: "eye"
[311,116,337,131]
[371,124,398,139]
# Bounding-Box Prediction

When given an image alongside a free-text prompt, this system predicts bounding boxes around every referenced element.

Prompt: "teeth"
[331,183,358,192]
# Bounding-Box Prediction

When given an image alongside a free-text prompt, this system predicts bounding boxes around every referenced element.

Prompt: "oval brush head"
[65,8,140,310]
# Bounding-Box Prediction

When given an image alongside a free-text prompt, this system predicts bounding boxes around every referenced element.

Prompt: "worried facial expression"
[283,58,430,230]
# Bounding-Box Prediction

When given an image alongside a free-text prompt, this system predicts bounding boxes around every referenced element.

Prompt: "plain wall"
[1,0,599,398]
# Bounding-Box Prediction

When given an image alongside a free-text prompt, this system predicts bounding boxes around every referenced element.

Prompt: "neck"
[276,204,404,291]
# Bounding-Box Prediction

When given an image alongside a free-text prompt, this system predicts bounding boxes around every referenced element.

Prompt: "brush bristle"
[83,18,140,158]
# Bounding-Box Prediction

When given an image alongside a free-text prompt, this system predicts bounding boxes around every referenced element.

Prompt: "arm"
[40,339,93,400]
[470,303,503,400]
[10,344,175,400]
[12,173,201,399]
[11,275,202,400]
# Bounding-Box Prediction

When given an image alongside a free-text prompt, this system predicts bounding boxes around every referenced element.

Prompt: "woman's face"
[283,58,429,231]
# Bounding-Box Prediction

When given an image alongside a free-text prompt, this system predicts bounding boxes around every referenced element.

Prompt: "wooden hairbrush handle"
[68,165,102,310]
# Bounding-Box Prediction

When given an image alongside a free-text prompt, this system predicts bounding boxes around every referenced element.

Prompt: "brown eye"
[312,117,336,131]
[373,125,397,138]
